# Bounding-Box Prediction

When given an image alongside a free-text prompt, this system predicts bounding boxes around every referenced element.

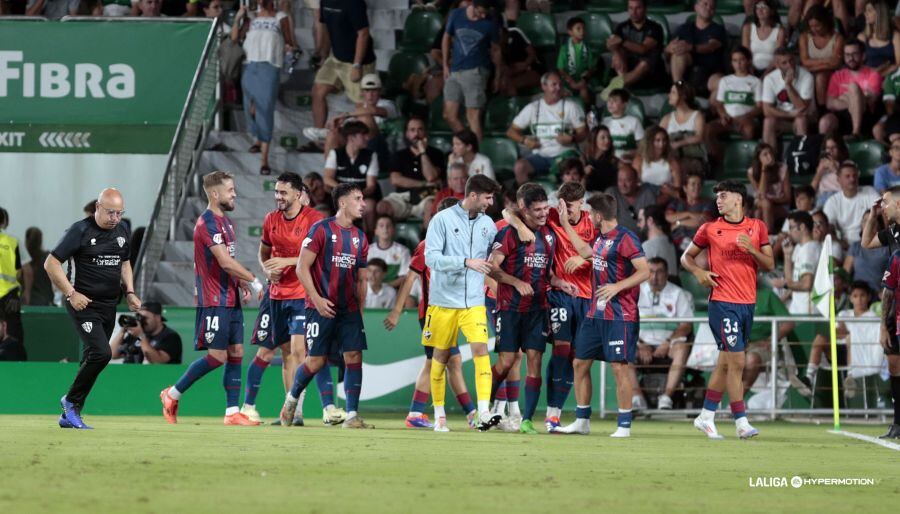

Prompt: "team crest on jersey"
[352,237,360,248]
[205,332,215,344]
[727,335,737,346]
[423,330,432,340]
[331,234,338,243]
[81,322,92,333]
[90,238,96,246]
[359,164,368,175]
[545,234,554,245]
[482,227,489,238]
[257,330,268,341]
[213,233,224,245]
[551,321,561,334]
[116,236,126,248]
[604,239,614,247]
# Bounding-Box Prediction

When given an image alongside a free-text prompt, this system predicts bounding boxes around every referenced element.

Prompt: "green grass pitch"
[1,415,896,514]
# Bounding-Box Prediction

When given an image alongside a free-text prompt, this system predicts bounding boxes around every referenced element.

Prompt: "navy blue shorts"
[495,310,549,353]
[548,290,590,345]
[250,291,274,348]
[708,300,755,352]
[574,317,639,363]
[485,295,497,334]
[419,317,460,359]
[270,298,306,347]
[305,308,367,356]
[195,306,244,351]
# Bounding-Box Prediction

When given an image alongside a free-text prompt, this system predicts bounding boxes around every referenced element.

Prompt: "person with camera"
[110,302,182,365]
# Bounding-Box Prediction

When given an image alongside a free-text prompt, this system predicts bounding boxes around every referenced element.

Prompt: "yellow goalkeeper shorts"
[421,305,488,350]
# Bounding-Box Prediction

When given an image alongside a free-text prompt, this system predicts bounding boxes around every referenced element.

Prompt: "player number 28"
[550,308,568,322]
[722,317,740,334]
[205,315,220,332]
[306,322,319,339]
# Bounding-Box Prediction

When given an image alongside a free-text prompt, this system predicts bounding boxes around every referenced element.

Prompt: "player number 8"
[259,314,270,330]
[306,322,319,339]
[722,317,739,334]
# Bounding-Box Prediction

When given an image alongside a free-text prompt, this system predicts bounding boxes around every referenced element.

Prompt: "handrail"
[133,17,220,297]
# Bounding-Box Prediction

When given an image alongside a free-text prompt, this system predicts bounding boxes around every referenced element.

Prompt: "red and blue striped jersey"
[883,250,900,334]
[492,224,556,312]
[587,225,645,321]
[301,217,369,312]
[409,241,429,320]
[193,209,240,308]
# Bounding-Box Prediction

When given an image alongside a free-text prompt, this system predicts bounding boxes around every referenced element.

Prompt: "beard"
[219,199,235,212]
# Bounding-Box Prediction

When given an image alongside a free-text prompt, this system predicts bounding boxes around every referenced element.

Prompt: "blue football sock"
[575,405,592,420]
[524,376,541,420]
[345,362,362,413]
[289,362,317,399]
[224,357,242,408]
[175,354,223,394]
[617,409,633,428]
[243,356,269,406]
[315,364,335,407]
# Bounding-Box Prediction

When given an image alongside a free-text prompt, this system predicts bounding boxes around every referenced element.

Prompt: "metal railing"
[598,315,893,420]
[132,18,221,297]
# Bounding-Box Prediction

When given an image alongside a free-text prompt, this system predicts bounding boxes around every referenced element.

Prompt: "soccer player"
[489,184,577,434]
[279,183,373,429]
[504,182,594,431]
[384,197,478,429]
[877,186,900,439]
[423,174,501,432]
[552,193,649,437]
[161,171,264,425]
[681,180,774,439]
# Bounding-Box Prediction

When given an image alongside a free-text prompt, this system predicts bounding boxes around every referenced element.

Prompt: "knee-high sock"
[175,354,222,394]
[506,380,520,403]
[456,391,475,414]
[344,362,362,414]
[224,356,242,408]
[473,354,492,405]
[547,345,569,409]
[430,360,447,407]
[315,364,334,408]
[561,350,575,406]
[290,362,317,399]
[243,356,269,406]
[409,389,429,415]
[491,364,510,401]
[524,376,541,421]
[892,376,900,425]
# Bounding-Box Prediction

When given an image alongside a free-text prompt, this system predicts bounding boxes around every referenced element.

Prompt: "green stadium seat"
[586,0,626,13]
[647,0,688,15]
[395,221,423,249]
[481,137,519,173]
[428,96,456,135]
[701,179,716,199]
[484,96,530,136]
[679,270,709,310]
[583,12,613,53]
[601,96,646,123]
[429,135,453,155]
[722,140,758,179]
[399,10,443,53]
[386,51,429,96]
[849,140,886,178]
[517,12,557,50]
[647,13,670,45]
[715,0,745,14]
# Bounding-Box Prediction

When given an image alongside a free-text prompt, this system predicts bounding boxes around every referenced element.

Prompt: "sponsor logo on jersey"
[331,253,357,269]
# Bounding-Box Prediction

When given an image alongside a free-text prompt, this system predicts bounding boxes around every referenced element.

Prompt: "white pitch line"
[828,430,900,451]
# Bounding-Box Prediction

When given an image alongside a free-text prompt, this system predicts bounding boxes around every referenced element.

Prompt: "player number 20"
[205,315,220,332]
[550,308,568,322]
[306,322,319,339]
[722,317,740,334]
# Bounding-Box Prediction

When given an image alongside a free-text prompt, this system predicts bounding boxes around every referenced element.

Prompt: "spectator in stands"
[775,185,818,254]
[747,142,792,232]
[449,129,495,179]
[21,228,53,306]
[660,81,707,175]
[0,208,21,346]
[666,170,716,252]
[133,0,161,16]
[607,0,666,90]
[525,0,549,13]
[772,211,821,314]
[547,158,590,208]
[25,0,77,17]
[706,46,761,166]
[805,280,874,388]
[508,71,587,185]
[875,141,900,193]
[633,125,682,201]
[109,303,182,364]
[441,0,502,140]
[876,54,900,142]
[637,205,678,276]
[859,0,900,76]
[799,5,845,108]
[665,0,727,95]
[812,133,849,206]
[496,13,542,97]
[823,161,880,243]
[845,210,890,291]
[741,0,784,75]
[602,88,645,161]
[304,0,325,69]
[761,47,816,148]
[428,163,468,226]
[232,0,298,175]
[557,16,595,106]
[0,313,25,362]
[812,209,846,264]
[303,172,331,213]
[634,257,693,410]
[310,0,377,133]
[95,0,131,16]
[202,0,224,21]
[819,39,883,139]
[83,199,96,218]
[605,164,660,233]
[378,117,446,222]
[365,258,398,309]
[584,126,620,193]
[368,216,412,290]
[323,120,380,231]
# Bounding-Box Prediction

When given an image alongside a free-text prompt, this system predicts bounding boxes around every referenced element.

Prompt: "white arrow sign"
[38,132,92,149]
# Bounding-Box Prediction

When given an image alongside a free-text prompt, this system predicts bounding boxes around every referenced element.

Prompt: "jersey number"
[306,322,320,339]
[550,308,568,322]
[495,316,501,334]
[205,316,220,332]
[259,314,270,330]
[722,318,740,334]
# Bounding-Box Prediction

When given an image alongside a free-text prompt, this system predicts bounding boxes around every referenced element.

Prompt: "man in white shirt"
[761,47,815,148]
[507,71,587,186]
[367,215,412,291]
[706,46,761,161]
[634,258,694,410]
[772,211,821,314]
[365,258,397,309]
[822,162,880,244]
[637,205,677,278]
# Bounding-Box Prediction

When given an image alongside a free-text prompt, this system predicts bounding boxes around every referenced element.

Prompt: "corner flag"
[811,235,840,430]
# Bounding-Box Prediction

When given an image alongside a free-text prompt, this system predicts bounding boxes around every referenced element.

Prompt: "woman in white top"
[660,81,706,174]
[747,142,792,232]
[632,125,682,201]
[232,0,297,175]
[799,5,844,107]
[811,132,849,207]
[741,0,785,74]
[449,129,495,179]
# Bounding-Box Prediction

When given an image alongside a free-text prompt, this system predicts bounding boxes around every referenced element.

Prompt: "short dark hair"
[648,256,668,272]
[794,184,816,199]
[643,204,669,234]
[368,258,388,272]
[376,214,395,227]
[304,171,323,183]
[786,210,814,232]
[276,171,304,192]
[203,170,234,190]
[438,197,460,212]
[844,39,865,54]
[839,161,859,175]
[713,180,746,200]
[465,174,500,196]
[83,200,96,215]
[332,182,362,211]
[559,157,585,178]
[516,183,549,209]
[849,280,872,297]
[587,192,617,220]
[453,129,479,153]
[803,4,835,34]
[732,45,753,62]
[339,120,369,138]
[566,16,585,30]
[406,116,427,130]
[774,46,795,58]
[472,0,490,8]
[558,181,586,202]
[608,88,631,103]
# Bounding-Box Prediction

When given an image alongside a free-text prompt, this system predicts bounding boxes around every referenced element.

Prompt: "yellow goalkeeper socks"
[430,359,447,408]
[473,354,492,406]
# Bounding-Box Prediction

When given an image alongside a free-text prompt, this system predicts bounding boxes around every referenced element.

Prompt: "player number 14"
[205,315,220,332]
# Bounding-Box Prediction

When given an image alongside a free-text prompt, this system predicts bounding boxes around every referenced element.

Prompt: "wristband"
[66,290,75,300]
[352,63,362,69]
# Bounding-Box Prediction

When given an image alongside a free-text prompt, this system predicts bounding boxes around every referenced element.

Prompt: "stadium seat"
[429,135,453,155]
[386,51,429,96]
[849,140,886,178]
[721,140,758,179]
[601,96,646,123]
[679,270,709,310]
[399,10,443,53]
[715,0,745,14]
[583,12,613,53]
[646,0,688,15]
[428,96,456,136]
[586,0,626,13]
[481,137,519,173]
[702,179,716,199]
[395,221,423,249]
[517,12,557,50]
[484,96,530,136]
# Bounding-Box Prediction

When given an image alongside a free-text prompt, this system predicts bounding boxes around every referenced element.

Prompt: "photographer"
[110,302,182,364]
